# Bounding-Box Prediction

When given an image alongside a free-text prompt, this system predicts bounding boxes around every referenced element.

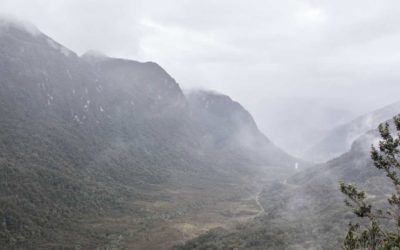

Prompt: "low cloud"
[1,0,400,149]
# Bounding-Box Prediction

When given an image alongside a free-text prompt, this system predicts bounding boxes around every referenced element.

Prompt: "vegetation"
[176,119,390,249]
[0,24,300,249]
[341,116,400,249]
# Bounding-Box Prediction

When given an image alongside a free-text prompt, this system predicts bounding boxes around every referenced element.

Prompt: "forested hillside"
[0,20,298,249]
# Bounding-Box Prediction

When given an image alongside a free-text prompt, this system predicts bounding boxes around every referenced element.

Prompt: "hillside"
[303,101,400,162]
[175,123,389,249]
[0,20,298,249]
[186,91,296,167]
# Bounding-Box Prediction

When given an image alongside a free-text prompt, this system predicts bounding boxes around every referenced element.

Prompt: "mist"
[2,1,400,249]
[2,0,400,155]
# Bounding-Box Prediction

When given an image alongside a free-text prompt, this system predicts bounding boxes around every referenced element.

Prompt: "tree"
[340,116,400,249]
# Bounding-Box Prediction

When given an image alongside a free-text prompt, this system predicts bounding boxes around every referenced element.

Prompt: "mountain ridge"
[303,100,400,162]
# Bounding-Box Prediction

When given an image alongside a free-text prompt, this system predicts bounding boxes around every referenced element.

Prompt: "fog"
[3,2,400,249]
[2,0,400,154]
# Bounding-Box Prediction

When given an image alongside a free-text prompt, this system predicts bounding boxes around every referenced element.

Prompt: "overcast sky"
[1,0,400,126]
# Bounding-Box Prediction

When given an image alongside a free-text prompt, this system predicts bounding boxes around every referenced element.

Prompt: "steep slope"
[0,21,191,248]
[303,101,400,162]
[0,20,298,249]
[187,91,298,168]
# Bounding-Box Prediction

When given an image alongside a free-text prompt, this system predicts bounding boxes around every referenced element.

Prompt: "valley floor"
[79,166,289,250]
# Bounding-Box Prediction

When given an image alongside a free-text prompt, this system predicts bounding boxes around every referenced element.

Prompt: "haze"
[2,0,400,155]
[4,1,400,249]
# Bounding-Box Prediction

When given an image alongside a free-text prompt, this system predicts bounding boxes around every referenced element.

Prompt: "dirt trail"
[254,189,266,217]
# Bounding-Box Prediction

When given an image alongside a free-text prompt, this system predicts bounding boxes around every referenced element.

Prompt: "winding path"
[254,189,266,217]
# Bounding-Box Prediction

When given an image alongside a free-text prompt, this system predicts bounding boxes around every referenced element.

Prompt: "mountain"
[186,91,297,167]
[303,101,400,162]
[0,20,298,249]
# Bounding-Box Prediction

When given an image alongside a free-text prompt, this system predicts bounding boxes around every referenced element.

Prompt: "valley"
[42,165,289,249]
[1,10,400,249]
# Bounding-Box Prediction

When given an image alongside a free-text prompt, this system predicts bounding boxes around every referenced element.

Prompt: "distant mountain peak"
[303,100,400,162]
[81,49,109,61]
[0,15,41,36]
